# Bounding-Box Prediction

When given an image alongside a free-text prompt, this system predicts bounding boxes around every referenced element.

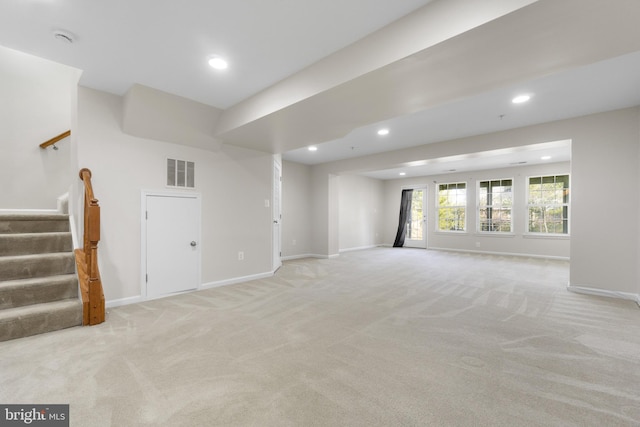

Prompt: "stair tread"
[0,213,69,221]
[0,232,73,256]
[0,252,74,261]
[0,273,77,288]
[0,252,76,281]
[0,299,81,321]
[0,231,71,237]
[0,215,70,235]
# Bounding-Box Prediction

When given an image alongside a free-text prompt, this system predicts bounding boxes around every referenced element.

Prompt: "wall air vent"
[167,158,195,188]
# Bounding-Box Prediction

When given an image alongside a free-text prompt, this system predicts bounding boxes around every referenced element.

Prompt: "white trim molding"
[106,295,144,309]
[339,245,378,253]
[201,271,274,290]
[428,247,569,261]
[107,271,275,308]
[282,253,337,261]
[567,284,640,304]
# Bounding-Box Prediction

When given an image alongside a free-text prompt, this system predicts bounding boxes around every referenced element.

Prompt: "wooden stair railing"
[39,130,71,149]
[75,168,105,325]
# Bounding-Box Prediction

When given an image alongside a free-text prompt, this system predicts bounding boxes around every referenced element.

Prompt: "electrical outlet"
[475,242,481,248]
[264,199,270,208]
[238,251,244,261]
[292,239,296,246]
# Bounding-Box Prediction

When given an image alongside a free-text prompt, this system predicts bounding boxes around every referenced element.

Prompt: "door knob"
[190,241,197,247]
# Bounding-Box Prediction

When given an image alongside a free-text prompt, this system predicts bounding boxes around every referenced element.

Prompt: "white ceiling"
[0,0,433,109]
[2,0,640,180]
[284,47,640,178]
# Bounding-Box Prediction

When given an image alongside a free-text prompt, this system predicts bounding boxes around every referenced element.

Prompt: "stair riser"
[0,255,75,281]
[0,233,73,256]
[0,220,69,234]
[0,277,78,310]
[0,302,83,342]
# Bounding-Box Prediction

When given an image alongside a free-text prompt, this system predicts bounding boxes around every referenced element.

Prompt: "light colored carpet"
[1,248,639,426]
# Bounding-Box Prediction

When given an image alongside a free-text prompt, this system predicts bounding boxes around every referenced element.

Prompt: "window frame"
[526,174,570,236]
[477,178,514,234]
[436,182,467,233]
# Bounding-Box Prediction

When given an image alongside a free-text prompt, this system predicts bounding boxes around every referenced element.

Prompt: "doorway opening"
[393,187,427,248]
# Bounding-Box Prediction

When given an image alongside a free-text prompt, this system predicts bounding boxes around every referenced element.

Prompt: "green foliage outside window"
[438,183,466,231]
[479,179,513,232]
[528,175,569,234]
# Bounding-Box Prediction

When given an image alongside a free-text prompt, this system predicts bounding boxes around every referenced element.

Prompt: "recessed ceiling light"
[208,57,228,70]
[541,156,552,160]
[377,129,389,136]
[399,172,406,176]
[512,94,531,104]
[308,146,318,152]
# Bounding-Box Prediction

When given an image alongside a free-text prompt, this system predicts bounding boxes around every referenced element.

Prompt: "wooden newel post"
[77,168,105,325]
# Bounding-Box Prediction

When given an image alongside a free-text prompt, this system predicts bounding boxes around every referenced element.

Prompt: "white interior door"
[273,161,282,270]
[145,194,200,298]
[404,188,427,248]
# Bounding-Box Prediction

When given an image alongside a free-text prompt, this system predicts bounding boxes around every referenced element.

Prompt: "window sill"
[434,231,467,236]
[523,233,570,240]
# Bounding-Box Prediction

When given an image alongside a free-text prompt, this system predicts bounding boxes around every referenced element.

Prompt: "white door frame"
[140,190,202,300]
[403,186,427,249]
[272,160,282,271]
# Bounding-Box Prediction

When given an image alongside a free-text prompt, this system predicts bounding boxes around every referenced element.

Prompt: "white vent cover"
[167,159,195,188]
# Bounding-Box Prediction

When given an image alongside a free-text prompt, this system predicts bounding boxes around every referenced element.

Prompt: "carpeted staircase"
[0,213,82,341]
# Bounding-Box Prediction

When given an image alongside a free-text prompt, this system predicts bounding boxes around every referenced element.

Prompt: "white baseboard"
[282,253,338,261]
[428,246,570,261]
[106,271,274,308]
[200,271,274,290]
[339,245,378,253]
[282,254,317,261]
[567,284,640,303]
[106,295,144,309]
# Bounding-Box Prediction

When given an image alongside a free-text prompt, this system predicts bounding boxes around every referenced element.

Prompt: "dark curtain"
[393,189,413,247]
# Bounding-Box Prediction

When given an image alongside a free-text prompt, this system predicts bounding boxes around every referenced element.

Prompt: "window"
[438,182,466,231]
[478,179,513,232]
[167,158,195,188]
[527,175,569,234]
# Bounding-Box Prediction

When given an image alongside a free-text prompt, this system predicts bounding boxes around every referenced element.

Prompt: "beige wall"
[281,160,312,258]
[0,46,81,209]
[338,174,384,251]
[568,108,640,295]
[78,87,274,303]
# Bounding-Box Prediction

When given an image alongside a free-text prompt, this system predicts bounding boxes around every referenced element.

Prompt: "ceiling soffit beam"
[123,84,224,151]
[215,0,640,155]
[215,0,539,137]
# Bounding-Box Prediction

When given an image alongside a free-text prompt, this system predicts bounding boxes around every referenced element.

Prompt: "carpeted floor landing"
[1,248,639,426]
